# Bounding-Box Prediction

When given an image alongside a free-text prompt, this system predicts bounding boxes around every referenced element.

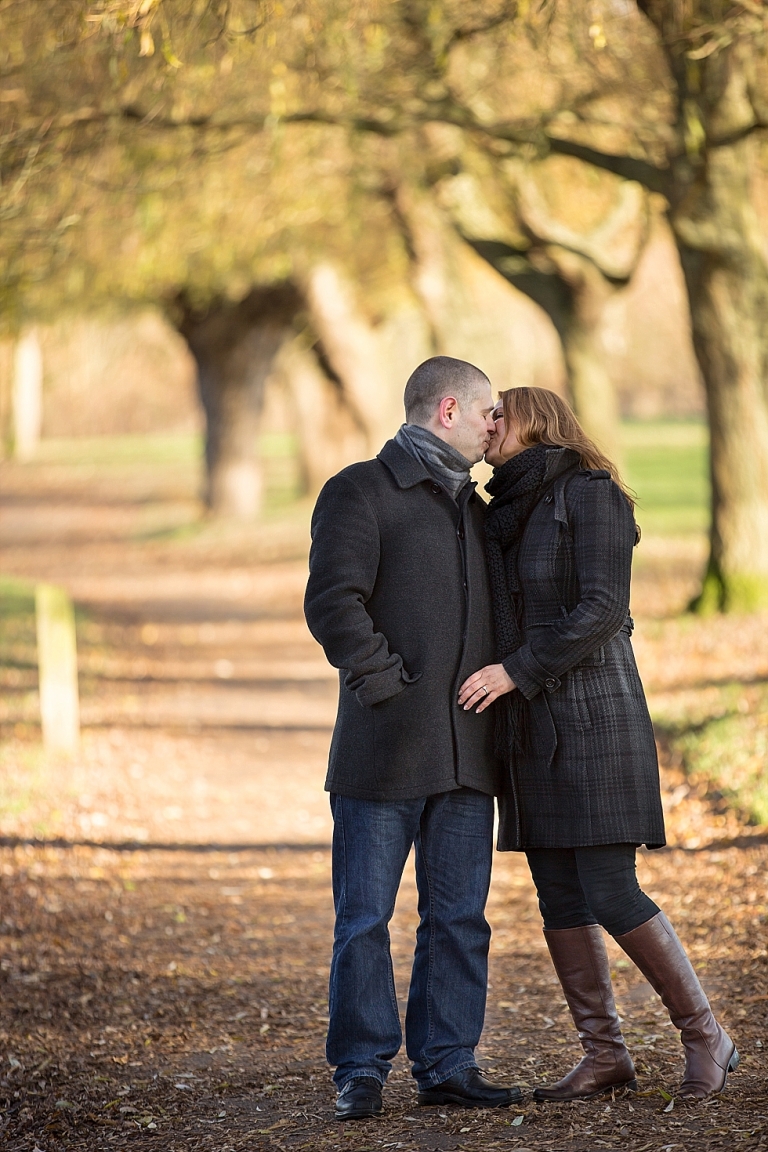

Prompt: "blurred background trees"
[1,0,766,609]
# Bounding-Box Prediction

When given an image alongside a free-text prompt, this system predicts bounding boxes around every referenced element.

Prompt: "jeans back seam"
[418,836,438,1056]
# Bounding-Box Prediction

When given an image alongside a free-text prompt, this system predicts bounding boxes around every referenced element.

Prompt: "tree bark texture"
[273,337,368,494]
[636,3,768,610]
[177,287,300,519]
[396,189,566,399]
[302,263,432,452]
[437,161,649,463]
[542,246,625,462]
[676,138,768,611]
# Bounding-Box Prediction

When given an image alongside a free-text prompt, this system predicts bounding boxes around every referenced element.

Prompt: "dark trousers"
[327,789,494,1090]
[526,844,660,937]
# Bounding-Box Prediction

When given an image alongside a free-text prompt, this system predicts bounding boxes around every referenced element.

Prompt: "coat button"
[545,677,557,689]
[457,525,465,539]
[543,494,553,503]
[430,482,441,495]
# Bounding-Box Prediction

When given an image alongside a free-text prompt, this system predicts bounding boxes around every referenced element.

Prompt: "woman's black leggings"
[525,844,660,937]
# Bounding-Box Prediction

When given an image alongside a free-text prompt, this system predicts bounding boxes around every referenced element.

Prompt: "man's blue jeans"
[327,789,495,1090]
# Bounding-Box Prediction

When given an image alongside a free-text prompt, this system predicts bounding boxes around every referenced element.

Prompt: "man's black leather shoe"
[334,1076,383,1120]
[418,1067,521,1108]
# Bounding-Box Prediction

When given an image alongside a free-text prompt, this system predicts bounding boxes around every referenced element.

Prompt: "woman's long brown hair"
[498,386,635,510]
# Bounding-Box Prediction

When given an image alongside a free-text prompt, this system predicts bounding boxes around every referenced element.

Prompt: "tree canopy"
[3,1,768,608]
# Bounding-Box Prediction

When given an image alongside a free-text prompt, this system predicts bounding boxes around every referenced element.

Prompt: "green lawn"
[26,432,305,509]
[25,422,712,533]
[32,433,203,466]
[0,576,36,665]
[621,419,709,536]
[664,686,768,826]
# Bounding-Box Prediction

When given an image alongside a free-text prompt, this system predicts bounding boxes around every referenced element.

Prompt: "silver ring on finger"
[481,685,489,697]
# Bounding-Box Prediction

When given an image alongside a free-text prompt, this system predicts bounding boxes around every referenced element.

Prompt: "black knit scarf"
[484,443,551,752]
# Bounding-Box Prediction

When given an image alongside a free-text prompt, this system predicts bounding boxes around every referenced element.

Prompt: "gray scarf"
[395,423,472,500]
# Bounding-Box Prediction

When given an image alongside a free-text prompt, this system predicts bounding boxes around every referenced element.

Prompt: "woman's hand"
[458,664,516,714]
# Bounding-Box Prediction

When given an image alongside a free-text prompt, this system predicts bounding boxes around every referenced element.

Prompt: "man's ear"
[438,396,459,430]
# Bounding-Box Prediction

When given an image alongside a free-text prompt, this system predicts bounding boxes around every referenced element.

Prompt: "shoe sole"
[533,1078,637,1103]
[417,1091,521,1108]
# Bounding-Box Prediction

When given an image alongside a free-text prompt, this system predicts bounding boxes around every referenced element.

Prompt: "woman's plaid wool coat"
[497,448,666,852]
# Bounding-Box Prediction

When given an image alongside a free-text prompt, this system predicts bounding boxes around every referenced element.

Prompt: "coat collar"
[543,446,580,484]
[378,437,434,489]
[378,437,478,499]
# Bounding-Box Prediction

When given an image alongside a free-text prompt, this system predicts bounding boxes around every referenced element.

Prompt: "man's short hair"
[404,356,490,425]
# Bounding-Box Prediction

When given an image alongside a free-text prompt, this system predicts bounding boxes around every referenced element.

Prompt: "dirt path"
[1,450,768,1151]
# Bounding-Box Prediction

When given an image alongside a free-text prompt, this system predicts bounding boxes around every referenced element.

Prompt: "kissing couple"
[304,356,737,1120]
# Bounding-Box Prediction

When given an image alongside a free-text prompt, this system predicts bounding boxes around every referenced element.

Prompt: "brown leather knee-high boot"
[616,911,738,1099]
[534,924,637,1101]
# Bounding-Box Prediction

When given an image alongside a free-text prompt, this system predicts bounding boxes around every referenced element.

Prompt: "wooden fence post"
[35,583,80,753]
[13,328,43,460]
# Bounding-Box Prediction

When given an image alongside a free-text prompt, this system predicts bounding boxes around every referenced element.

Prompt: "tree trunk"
[632,5,768,611]
[433,162,649,463]
[509,171,650,464]
[302,263,432,453]
[675,138,768,612]
[546,247,625,461]
[396,189,566,398]
[273,337,368,493]
[177,287,299,519]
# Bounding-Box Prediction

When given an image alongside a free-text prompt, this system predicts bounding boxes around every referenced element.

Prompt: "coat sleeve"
[304,471,409,708]
[502,475,634,700]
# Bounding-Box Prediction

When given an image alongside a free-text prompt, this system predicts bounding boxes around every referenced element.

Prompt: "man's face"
[441,380,497,465]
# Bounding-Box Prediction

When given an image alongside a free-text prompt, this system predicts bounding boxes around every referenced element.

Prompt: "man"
[304,356,521,1119]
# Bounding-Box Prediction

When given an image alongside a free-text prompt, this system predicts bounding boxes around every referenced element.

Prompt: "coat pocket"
[576,646,605,668]
[568,668,593,730]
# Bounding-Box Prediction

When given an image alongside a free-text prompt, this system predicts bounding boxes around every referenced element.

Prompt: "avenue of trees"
[1,1,767,611]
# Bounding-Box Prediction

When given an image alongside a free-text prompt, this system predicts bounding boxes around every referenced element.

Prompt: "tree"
[0,1,427,510]
[6,0,766,595]
[635,1,768,611]
[414,141,652,461]
[0,1,571,511]
[176,285,300,517]
[432,0,768,608]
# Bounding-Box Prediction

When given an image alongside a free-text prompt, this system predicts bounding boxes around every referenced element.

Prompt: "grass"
[0,576,37,668]
[23,432,305,509]
[655,683,768,826]
[0,577,40,795]
[32,433,203,466]
[621,419,709,536]
[26,423,711,530]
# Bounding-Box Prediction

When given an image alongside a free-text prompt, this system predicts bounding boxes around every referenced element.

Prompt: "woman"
[459,387,737,1102]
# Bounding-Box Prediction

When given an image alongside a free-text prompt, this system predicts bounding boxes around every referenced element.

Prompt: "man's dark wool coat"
[304,438,501,801]
[498,447,666,852]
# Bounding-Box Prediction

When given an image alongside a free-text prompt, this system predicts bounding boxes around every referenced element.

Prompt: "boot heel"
[624,1078,638,1093]
[728,1049,739,1073]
